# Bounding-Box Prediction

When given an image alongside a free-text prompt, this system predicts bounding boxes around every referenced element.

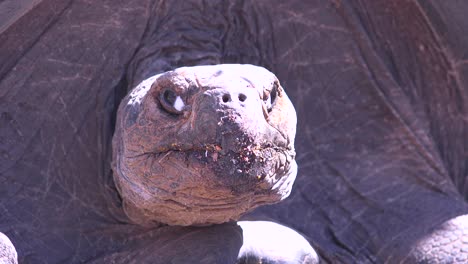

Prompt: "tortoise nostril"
[238,93,247,102]
[222,94,231,103]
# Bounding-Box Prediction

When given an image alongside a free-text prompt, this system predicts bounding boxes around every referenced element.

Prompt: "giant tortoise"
[1,0,468,263]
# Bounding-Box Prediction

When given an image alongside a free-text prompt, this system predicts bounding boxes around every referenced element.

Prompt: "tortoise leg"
[237,221,319,264]
[0,233,17,264]
[407,214,468,263]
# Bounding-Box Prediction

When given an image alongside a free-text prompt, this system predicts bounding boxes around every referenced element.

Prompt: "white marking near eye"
[174,96,185,111]
[265,96,272,109]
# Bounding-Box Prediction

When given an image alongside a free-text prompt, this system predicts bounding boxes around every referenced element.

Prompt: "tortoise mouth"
[116,143,297,226]
[147,142,295,193]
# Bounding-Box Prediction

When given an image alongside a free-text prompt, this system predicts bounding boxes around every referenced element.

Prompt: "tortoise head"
[112,64,297,226]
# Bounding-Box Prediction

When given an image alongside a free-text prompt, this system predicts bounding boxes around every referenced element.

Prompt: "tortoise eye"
[263,83,278,113]
[159,88,185,115]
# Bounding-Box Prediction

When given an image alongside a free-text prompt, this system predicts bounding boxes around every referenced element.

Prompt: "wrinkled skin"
[113,64,297,227]
[1,0,468,263]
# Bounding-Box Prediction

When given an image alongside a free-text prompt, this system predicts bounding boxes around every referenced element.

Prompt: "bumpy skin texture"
[408,215,468,263]
[0,233,17,264]
[1,0,468,263]
[112,64,297,226]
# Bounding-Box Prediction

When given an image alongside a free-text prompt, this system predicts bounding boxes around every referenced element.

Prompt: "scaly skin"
[0,233,17,264]
[406,215,468,264]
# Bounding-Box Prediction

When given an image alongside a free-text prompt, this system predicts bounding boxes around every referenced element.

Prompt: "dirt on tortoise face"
[112,64,297,226]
